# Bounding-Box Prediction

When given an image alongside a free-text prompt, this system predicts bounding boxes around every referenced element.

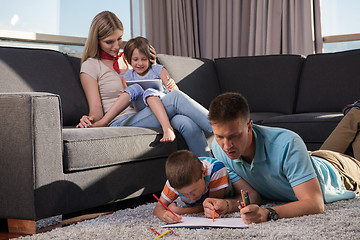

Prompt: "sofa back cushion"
[157,54,220,109]
[0,47,88,126]
[215,55,304,114]
[296,49,360,113]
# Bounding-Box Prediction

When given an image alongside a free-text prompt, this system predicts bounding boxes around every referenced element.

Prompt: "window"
[321,0,360,53]
[0,0,132,54]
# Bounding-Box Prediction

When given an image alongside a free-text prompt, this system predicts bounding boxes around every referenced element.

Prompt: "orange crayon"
[212,201,216,222]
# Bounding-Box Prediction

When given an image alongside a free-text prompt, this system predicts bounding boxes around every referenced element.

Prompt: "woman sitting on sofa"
[76,11,212,157]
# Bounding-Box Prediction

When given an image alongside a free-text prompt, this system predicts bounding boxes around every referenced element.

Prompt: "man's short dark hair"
[208,92,250,124]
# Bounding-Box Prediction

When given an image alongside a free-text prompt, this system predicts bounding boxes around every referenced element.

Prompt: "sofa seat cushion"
[62,127,183,173]
[260,112,343,150]
[250,112,288,124]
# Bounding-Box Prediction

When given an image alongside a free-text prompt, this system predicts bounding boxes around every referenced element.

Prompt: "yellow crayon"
[153,229,171,239]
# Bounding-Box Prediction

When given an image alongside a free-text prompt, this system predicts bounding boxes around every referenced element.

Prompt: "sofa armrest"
[0,92,63,219]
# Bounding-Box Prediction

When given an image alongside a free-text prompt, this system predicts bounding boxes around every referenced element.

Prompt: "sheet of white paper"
[162,216,248,229]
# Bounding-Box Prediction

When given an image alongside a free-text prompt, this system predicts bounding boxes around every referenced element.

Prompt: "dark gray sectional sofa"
[1,46,359,233]
[158,49,360,151]
[0,46,186,234]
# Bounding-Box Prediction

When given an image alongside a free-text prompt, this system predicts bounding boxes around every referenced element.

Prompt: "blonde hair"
[165,150,203,189]
[81,11,124,63]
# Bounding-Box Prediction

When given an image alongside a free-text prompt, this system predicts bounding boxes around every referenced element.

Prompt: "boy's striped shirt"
[161,157,232,206]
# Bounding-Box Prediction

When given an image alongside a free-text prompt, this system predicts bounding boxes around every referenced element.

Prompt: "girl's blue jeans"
[109,90,212,157]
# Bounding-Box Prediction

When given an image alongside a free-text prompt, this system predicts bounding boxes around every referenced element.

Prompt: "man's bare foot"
[160,127,176,142]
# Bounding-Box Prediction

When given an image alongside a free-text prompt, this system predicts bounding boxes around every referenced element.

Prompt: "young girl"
[92,37,179,142]
[78,11,212,156]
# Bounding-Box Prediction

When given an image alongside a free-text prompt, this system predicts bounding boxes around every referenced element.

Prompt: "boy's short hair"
[166,150,203,189]
[208,92,250,124]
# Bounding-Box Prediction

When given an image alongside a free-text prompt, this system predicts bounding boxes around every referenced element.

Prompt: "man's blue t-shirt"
[211,124,355,203]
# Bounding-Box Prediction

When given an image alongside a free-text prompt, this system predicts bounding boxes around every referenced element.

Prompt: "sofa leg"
[7,218,36,235]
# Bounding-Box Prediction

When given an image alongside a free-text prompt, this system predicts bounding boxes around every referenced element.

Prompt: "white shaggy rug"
[17,197,360,240]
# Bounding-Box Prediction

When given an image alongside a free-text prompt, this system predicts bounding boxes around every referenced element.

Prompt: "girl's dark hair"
[123,36,152,66]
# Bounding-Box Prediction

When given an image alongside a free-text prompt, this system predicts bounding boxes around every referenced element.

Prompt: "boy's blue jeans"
[110,90,212,157]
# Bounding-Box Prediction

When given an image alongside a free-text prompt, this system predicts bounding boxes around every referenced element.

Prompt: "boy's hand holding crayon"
[161,209,182,224]
[153,194,182,224]
[202,198,229,219]
[167,202,182,215]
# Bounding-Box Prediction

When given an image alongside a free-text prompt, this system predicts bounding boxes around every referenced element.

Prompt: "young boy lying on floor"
[153,150,232,223]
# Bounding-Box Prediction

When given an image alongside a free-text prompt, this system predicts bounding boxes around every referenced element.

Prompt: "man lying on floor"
[203,92,360,224]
